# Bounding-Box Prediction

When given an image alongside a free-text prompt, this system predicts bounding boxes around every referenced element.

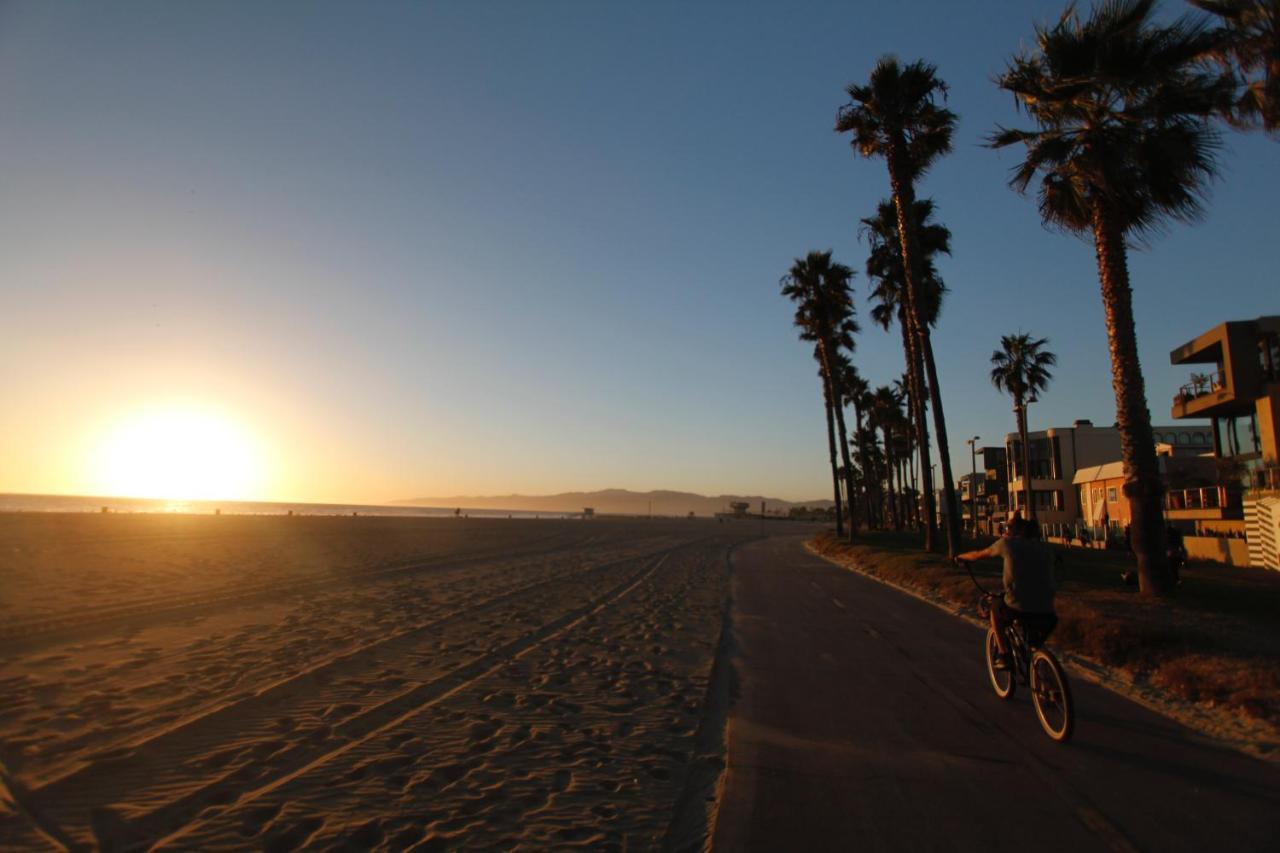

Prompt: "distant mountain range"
[395,489,833,517]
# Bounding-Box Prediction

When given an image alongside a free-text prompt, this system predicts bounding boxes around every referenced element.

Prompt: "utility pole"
[966,436,980,538]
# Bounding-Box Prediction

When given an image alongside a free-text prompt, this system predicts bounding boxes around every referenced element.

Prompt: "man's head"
[1011,517,1041,539]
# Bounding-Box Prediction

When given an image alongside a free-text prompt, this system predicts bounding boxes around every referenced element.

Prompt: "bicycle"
[954,557,1074,742]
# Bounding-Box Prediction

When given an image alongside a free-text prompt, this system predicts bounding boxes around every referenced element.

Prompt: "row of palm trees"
[783,0,1276,598]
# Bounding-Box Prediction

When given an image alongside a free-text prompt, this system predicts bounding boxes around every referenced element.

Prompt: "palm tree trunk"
[884,427,899,530]
[908,439,918,526]
[886,143,940,552]
[854,401,873,530]
[898,308,936,548]
[834,396,858,542]
[820,372,845,537]
[899,455,911,528]
[1016,400,1035,523]
[917,320,963,557]
[1092,205,1171,596]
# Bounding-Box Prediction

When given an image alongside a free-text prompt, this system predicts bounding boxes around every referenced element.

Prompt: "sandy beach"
[0,512,777,850]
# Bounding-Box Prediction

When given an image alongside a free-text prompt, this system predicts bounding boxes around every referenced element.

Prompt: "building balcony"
[1164,485,1243,520]
[1171,370,1241,419]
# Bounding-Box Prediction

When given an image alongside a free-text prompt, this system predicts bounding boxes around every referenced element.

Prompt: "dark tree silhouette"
[782,251,861,542]
[990,0,1233,595]
[1193,0,1280,133]
[990,334,1057,523]
[861,198,951,544]
[838,57,963,557]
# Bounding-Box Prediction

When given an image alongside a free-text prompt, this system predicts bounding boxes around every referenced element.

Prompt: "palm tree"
[870,386,905,530]
[837,57,963,558]
[990,334,1057,523]
[835,356,874,529]
[782,250,861,542]
[860,197,952,550]
[1192,0,1279,134]
[990,0,1233,595]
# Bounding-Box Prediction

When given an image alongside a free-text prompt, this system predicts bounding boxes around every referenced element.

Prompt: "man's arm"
[957,543,1000,562]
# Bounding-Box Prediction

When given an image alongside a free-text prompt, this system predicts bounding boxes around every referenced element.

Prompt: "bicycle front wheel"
[1031,649,1074,742]
[985,628,1014,700]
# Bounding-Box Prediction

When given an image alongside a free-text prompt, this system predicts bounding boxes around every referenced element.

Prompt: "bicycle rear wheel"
[1031,649,1074,742]
[985,628,1014,699]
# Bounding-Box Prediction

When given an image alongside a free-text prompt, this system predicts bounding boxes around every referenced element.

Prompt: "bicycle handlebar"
[953,556,997,597]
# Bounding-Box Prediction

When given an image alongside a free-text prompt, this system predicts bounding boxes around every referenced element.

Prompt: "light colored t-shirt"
[990,537,1056,614]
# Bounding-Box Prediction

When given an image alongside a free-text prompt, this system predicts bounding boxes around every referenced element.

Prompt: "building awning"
[1072,461,1126,485]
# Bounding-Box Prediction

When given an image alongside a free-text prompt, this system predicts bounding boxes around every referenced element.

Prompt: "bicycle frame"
[956,558,1031,684]
[955,558,1074,742]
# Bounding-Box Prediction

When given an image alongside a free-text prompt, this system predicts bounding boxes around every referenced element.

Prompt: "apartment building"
[1170,316,1280,490]
[960,446,1008,534]
[1003,419,1213,529]
[1170,316,1280,569]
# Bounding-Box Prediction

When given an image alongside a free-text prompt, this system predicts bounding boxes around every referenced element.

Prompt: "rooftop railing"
[1175,370,1226,404]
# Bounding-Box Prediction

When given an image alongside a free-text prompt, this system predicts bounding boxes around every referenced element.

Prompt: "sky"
[1,0,1276,505]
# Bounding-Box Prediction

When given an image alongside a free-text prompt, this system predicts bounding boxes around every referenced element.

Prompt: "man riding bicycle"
[957,515,1057,670]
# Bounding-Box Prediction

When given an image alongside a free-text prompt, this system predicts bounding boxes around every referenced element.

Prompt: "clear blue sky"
[1,1,1275,503]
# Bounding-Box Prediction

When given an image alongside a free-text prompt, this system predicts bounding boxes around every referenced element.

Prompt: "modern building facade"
[1004,419,1213,532]
[1170,316,1280,491]
[1170,316,1280,569]
[960,446,1008,534]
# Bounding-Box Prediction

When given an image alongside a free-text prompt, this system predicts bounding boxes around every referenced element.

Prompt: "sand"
[0,512,781,850]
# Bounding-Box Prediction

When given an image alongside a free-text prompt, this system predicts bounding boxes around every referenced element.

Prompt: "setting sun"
[91,405,265,500]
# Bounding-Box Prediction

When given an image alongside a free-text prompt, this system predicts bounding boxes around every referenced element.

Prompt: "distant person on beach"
[958,517,1057,670]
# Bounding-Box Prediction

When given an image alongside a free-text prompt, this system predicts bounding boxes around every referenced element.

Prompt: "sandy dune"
[0,513,781,850]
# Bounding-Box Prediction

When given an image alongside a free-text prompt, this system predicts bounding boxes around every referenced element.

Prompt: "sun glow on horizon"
[91,404,266,501]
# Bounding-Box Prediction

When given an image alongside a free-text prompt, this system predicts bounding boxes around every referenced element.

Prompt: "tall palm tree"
[990,0,1233,595]
[860,197,951,549]
[990,334,1057,523]
[838,57,963,557]
[1192,0,1279,133]
[891,374,918,528]
[782,250,861,542]
[835,356,874,529]
[870,385,905,531]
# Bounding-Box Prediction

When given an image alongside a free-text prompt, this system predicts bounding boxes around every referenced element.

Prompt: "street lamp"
[966,436,980,538]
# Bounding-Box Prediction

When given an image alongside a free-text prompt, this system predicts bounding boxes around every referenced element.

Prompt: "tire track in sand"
[23,542,697,849]
[0,529,585,653]
[137,549,682,851]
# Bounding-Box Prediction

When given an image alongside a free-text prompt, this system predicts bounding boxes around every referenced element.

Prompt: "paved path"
[713,536,1279,852]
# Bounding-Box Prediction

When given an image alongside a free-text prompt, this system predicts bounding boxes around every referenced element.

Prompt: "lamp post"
[966,436,980,537]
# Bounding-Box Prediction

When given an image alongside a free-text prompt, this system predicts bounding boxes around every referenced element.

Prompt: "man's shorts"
[1000,603,1058,647]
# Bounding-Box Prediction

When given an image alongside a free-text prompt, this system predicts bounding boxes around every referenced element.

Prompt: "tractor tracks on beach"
[18,539,710,850]
[0,530,587,653]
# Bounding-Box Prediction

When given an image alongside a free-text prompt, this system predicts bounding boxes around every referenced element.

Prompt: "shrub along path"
[810,529,1280,760]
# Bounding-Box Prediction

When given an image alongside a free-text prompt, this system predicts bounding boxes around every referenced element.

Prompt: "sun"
[92,404,265,500]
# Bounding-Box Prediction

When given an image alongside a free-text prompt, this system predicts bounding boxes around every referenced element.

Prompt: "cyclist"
[957,516,1057,670]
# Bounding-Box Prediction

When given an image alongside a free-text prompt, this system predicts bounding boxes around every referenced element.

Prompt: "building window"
[1030,490,1062,511]
[1107,487,1118,502]
[1216,413,1261,458]
[1260,332,1279,381]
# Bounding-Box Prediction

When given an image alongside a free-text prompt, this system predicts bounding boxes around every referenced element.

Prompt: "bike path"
[712,535,1279,852]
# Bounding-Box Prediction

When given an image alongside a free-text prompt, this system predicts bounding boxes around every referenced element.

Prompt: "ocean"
[0,493,566,519]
